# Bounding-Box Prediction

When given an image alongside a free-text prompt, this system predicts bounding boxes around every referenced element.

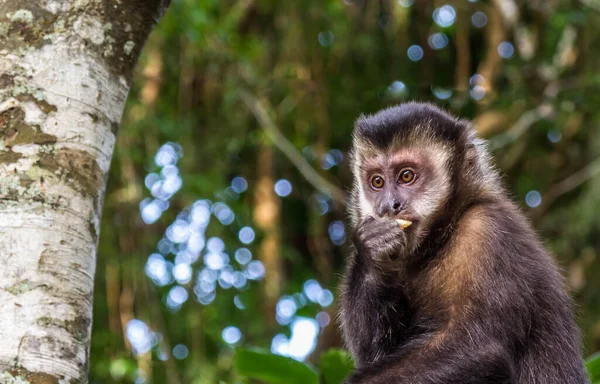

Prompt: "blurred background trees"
[90,0,600,382]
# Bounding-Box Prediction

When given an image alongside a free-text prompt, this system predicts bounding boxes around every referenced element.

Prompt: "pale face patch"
[358,186,375,219]
[350,136,453,235]
[352,152,375,222]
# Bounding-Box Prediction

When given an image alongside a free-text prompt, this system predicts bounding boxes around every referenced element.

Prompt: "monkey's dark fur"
[340,102,587,384]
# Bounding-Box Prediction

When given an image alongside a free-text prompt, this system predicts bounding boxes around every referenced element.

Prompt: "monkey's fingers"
[366,223,406,243]
[361,219,401,236]
[362,216,376,225]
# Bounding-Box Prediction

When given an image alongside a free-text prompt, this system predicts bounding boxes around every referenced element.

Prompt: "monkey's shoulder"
[451,200,541,255]
[437,199,559,287]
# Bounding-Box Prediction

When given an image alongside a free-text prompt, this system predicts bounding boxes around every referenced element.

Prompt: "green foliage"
[234,348,354,384]
[319,349,354,384]
[235,348,319,384]
[587,353,600,383]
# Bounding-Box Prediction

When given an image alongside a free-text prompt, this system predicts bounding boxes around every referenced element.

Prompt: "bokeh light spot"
[173,344,189,360]
[140,199,165,224]
[204,252,229,270]
[498,41,515,58]
[428,32,449,50]
[432,86,453,100]
[245,260,265,280]
[316,311,331,327]
[318,31,334,47]
[310,194,331,215]
[173,263,192,284]
[407,45,424,61]
[207,237,225,253]
[168,286,189,306]
[328,221,346,245]
[126,319,156,355]
[234,295,246,310]
[388,80,407,97]
[303,279,323,303]
[470,85,486,101]
[231,176,248,193]
[213,202,235,225]
[145,253,173,287]
[271,333,289,355]
[526,191,542,208]
[166,219,190,243]
[470,74,486,86]
[547,130,562,143]
[235,248,252,265]
[433,5,456,28]
[154,142,182,167]
[287,318,319,361]
[222,326,242,345]
[145,173,160,190]
[274,179,293,197]
[276,296,298,324]
[472,11,487,28]
[318,289,334,307]
[190,201,211,228]
[238,227,256,244]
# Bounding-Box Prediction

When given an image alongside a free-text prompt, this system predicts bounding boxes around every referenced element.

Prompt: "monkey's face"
[354,144,452,245]
[350,103,476,248]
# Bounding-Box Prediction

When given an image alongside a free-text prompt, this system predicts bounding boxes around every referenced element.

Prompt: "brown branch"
[579,0,600,12]
[476,2,505,97]
[454,1,471,106]
[488,106,549,150]
[533,157,600,218]
[488,75,568,151]
[142,280,182,384]
[240,90,347,204]
[253,145,283,331]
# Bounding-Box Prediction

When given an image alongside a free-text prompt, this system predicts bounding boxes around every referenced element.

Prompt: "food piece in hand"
[396,219,412,230]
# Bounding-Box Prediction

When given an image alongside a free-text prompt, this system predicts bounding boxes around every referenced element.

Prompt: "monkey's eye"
[399,169,415,184]
[370,175,385,190]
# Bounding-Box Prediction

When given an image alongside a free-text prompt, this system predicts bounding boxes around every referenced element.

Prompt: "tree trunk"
[0,1,170,382]
[253,144,282,331]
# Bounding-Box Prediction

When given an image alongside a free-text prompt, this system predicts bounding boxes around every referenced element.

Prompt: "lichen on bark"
[0,104,57,146]
[36,149,104,198]
[0,368,64,384]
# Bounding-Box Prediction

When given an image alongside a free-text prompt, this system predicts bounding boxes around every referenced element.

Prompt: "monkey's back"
[468,201,587,384]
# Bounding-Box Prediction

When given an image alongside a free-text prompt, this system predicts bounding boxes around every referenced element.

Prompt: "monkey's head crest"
[348,102,498,243]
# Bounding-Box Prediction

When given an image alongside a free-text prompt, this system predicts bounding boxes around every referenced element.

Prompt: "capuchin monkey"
[339,103,587,384]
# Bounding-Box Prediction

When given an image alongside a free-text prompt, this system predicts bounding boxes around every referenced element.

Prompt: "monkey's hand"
[352,216,407,268]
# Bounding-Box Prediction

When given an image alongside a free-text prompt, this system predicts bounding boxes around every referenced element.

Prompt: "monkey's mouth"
[393,215,419,230]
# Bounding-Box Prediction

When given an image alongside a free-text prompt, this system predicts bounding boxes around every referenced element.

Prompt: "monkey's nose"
[378,199,401,217]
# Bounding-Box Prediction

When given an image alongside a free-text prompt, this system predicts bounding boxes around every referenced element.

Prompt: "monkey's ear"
[465,139,491,173]
[460,120,488,164]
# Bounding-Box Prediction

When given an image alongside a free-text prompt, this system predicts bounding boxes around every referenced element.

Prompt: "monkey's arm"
[340,216,412,366]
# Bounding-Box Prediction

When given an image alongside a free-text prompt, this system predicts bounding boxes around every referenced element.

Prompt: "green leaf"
[320,349,355,384]
[234,348,319,384]
[586,353,600,382]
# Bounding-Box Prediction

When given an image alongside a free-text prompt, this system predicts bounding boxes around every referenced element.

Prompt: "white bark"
[0,1,169,382]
